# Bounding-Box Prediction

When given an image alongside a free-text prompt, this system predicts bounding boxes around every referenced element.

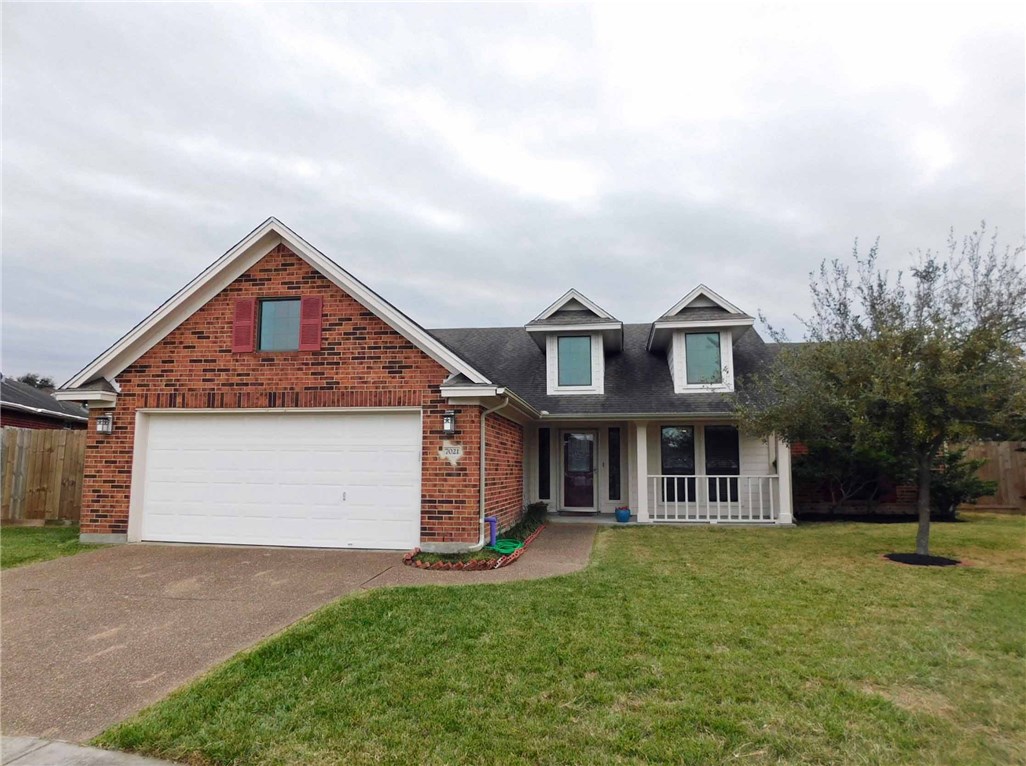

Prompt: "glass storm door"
[562,431,596,509]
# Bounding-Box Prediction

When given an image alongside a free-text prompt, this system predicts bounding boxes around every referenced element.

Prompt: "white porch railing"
[648,475,780,523]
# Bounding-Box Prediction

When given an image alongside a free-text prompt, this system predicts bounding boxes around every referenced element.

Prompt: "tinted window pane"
[608,427,621,500]
[685,332,722,384]
[259,299,301,351]
[538,428,551,499]
[557,336,592,386]
[660,426,696,501]
[705,425,740,501]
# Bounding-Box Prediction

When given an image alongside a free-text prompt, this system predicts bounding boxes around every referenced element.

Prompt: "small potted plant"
[614,506,632,523]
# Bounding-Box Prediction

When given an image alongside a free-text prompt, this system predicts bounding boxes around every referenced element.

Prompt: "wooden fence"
[1,427,86,523]
[962,441,1026,513]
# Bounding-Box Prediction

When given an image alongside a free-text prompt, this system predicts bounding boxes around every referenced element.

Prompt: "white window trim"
[546,333,604,395]
[672,329,733,393]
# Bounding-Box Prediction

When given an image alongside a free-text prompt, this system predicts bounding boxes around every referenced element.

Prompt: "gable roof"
[648,284,755,351]
[1,376,88,422]
[658,284,751,320]
[527,289,619,324]
[431,324,774,416]
[59,218,491,391]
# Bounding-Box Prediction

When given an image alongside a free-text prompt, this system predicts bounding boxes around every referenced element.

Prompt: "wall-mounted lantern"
[95,413,114,435]
[442,410,457,435]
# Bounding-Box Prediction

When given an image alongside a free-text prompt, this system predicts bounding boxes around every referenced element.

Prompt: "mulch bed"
[403,525,546,571]
[883,552,962,567]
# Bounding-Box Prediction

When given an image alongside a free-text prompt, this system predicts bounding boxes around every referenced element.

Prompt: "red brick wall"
[80,244,484,545]
[1,409,85,430]
[485,412,525,531]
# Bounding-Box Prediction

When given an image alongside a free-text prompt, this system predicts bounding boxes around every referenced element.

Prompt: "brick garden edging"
[403,524,546,571]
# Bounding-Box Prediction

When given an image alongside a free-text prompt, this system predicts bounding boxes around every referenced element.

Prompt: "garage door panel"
[139,412,422,549]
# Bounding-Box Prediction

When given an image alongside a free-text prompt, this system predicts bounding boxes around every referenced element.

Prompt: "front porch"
[524,419,793,525]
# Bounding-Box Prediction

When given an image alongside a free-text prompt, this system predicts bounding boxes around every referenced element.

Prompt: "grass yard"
[0,525,101,569]
[97,514,1026,765]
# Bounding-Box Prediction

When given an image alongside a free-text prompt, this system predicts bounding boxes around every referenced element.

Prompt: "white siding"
[666,340,676,389]
[740,433,772,475]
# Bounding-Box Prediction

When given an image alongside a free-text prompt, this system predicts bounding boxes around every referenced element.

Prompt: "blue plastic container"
[614,508,631,523]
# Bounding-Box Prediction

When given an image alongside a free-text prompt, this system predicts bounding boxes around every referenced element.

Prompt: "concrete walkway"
[1,524,595,743]
[1,736,176,765]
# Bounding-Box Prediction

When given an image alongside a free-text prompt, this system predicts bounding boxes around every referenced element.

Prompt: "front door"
[562,431,596,510]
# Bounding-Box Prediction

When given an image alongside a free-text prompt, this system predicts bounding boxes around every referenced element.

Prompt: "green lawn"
[97,515,1026,766]
[0,525,101,569]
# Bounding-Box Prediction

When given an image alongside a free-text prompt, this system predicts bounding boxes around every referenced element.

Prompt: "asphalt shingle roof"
[659,306,753,322]
[526,310,620,326]
[430,324,774,416]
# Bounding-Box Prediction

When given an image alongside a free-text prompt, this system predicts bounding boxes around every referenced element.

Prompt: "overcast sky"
[3,3,1023,384]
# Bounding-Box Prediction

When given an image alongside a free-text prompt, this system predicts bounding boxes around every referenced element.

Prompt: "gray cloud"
[3,3,1023,383]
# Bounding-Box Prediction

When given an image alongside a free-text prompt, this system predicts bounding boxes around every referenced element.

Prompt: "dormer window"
[672,328,733,392]
[649,285,753,394]
[545,333,604,394]
[557,336,592,386]
[684,332,722,385]
[527,289,620,396]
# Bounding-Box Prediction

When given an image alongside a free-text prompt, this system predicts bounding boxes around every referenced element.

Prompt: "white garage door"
[138,411,421,549]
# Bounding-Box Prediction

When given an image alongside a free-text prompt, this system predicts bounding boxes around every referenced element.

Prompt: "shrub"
[930,447,998,520]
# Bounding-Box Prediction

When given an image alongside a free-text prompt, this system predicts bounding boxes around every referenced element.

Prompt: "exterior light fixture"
[95,413,114,435]
[442,410,456,435]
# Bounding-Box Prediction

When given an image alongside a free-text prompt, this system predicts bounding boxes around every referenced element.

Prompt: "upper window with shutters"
[259,299,300,350]
[231,295,323,353]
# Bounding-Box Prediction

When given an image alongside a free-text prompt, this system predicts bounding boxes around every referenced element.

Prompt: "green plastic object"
[489,539,523,555]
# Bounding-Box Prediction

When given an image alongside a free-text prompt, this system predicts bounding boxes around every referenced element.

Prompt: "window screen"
[557,336,592,386]
[660,425,696,501]
[259,299,301,351]
[705,425,740,502]
[685,332,722,384]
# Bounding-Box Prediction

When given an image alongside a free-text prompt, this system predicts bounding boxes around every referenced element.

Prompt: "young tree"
[737,225,1026,555]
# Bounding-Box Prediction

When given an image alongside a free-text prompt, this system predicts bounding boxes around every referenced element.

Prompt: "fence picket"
[1,427,86,523]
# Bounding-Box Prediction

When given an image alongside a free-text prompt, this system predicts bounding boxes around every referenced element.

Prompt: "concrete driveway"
[1,544,400,742]
[0,525,595,743]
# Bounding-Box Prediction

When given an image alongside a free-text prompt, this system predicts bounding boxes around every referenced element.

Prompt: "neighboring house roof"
[58,217,492,394]
[431,324,775,416]
[0,376,88,423]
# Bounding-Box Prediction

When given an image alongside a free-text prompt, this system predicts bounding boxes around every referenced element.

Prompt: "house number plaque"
[438,440,464,466]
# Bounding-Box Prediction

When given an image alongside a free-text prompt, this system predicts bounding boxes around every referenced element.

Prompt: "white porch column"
[775,434,794,524]
[635,421,650,522]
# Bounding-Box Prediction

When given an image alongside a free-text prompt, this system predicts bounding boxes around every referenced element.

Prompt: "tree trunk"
[915,456,931,556]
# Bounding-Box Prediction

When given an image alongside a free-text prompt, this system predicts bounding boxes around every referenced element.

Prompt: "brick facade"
[80,244,521,546]
[791,442,918,516]
[484,412,525,531]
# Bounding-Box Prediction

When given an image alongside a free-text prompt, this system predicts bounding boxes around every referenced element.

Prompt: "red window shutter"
[298,295,323,351]
[231,298,257,353]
